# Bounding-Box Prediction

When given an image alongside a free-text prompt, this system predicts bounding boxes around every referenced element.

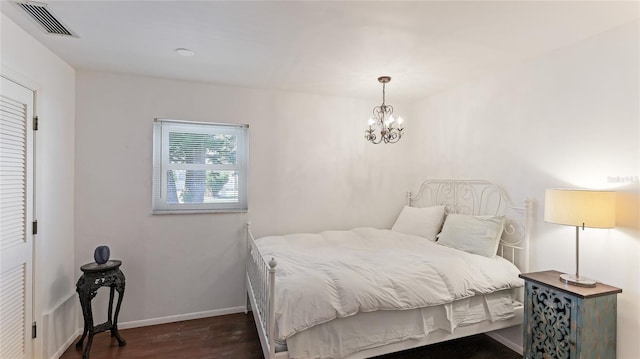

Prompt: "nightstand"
[519,270,621,359]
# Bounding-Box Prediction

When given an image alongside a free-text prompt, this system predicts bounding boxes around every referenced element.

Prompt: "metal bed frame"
[246,179,532,359]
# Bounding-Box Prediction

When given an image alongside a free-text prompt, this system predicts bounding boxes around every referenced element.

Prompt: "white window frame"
[152,118,248,214]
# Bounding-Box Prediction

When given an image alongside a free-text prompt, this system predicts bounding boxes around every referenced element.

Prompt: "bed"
[246,179,532,359]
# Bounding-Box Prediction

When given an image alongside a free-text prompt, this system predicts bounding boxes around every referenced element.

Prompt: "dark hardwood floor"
[60,313,521,359]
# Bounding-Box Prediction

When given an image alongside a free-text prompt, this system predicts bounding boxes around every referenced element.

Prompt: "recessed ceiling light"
[175,48,195,57]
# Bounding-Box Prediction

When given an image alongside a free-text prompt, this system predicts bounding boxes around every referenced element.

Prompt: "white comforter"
[256,227,523,341]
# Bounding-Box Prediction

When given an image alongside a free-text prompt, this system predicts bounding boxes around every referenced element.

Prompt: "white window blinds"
[152,119,248,213]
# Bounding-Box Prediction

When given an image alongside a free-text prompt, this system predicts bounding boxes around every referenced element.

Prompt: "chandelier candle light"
[365,76,404,144]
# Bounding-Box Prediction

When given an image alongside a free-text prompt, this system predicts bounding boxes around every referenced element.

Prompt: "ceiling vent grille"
[17,1,77,37]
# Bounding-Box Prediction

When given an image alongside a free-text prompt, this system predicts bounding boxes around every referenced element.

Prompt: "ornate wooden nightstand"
[75,260,127,359]
[519,270,621,359]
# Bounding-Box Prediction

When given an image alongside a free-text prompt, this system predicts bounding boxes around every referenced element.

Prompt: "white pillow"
[391,205,446,241]
[437,214,505,257]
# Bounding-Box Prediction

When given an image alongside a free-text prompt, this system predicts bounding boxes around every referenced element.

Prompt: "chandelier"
[365,76,404,144]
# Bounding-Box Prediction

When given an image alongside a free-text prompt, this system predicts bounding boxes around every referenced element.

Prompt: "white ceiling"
[2,1,638,102]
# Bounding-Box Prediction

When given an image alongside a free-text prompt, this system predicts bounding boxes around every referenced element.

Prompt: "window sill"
[152,209,248,215]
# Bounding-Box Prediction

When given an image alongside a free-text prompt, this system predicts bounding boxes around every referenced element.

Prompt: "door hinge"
[32,322,37,339]
[32,220,38,235]
[33,116,39,131]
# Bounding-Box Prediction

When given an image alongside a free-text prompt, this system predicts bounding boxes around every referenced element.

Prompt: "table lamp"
[544,189,616,287]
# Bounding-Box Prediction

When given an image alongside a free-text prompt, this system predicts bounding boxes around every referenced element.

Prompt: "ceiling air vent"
[16,1,78,37]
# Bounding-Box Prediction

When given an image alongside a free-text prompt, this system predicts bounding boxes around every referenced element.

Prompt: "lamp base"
[559,273,597,288]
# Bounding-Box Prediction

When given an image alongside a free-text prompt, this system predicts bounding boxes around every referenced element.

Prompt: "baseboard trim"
[486,331,523,355]
[118,306,247,330]
[43,291,80,359]
[49,328,81,359]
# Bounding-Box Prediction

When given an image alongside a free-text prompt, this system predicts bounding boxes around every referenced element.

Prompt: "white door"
[0,76,35,359]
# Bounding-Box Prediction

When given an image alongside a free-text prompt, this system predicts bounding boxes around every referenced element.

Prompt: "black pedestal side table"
[75,260,127,359]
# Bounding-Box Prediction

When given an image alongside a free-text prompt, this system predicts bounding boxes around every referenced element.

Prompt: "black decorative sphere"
[94,245,110,265]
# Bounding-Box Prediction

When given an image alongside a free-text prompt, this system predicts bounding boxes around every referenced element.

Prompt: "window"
[152,119,248,213]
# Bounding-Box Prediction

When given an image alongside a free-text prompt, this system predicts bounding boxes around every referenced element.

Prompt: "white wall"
[1,13,77,359]
[408,21,639,358]
[74,71,413,325]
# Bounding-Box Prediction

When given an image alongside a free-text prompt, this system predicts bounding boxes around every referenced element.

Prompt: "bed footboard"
[246,223,278,359]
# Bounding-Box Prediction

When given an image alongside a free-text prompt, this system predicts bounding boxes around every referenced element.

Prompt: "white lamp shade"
[544,189,616,228]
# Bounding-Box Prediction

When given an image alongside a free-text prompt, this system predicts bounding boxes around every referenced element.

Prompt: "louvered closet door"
[0,76,34,359]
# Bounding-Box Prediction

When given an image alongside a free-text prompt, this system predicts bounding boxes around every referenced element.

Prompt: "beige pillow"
[437,214,505,257]
[391,205,446,241]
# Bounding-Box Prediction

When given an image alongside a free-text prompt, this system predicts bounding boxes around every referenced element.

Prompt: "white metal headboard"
[408,179,531,273]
